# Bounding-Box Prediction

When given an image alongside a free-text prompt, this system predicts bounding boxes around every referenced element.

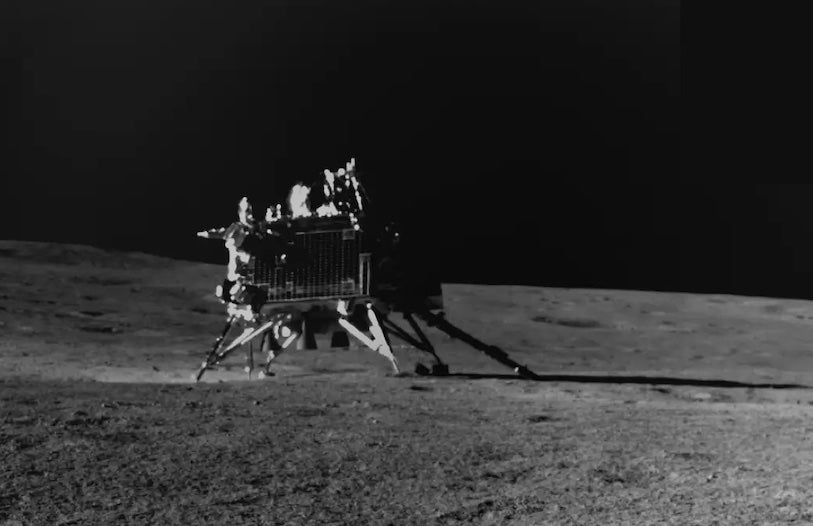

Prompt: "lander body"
[194,159,537,381]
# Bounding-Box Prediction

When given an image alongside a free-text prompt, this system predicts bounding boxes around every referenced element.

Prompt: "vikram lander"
[195,159,538,381]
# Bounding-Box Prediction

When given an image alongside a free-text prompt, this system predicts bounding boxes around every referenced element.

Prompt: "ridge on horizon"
[5,239,813,304]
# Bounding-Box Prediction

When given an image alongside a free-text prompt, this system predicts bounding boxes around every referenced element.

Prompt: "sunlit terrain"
[1,241,812,525]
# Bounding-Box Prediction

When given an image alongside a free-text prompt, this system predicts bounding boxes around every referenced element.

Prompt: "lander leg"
[194,315,283,381]
[416,310,540,380]
[380,312,449,376]
[195,315,237,381]
[336,300,400,374]
[258,313,301,379]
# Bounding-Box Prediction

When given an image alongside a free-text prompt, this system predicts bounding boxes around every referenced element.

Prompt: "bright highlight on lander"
[194,159,539,382]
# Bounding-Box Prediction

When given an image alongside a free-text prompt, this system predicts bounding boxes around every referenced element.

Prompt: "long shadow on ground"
[409,313,811,390]
[441,373,809,390]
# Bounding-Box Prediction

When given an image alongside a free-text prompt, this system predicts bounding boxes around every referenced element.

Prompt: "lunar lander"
[194,159,538,381]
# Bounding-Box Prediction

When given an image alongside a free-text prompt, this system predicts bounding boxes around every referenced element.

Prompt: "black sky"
[1,0,748,296]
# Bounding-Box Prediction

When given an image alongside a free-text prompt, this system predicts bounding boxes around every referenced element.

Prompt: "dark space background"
[13,0,797,299]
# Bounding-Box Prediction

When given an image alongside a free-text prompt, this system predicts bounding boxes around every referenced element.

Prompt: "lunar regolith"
[2,240,812,525]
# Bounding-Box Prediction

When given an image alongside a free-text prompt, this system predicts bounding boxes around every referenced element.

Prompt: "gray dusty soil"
[2,241,813,525]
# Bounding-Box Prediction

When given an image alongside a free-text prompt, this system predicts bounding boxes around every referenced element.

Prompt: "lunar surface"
[2,240,813,525]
